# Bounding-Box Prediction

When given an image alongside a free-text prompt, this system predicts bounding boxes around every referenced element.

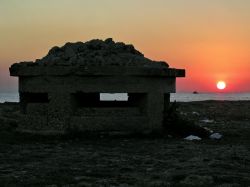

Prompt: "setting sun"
[217,81,226,90]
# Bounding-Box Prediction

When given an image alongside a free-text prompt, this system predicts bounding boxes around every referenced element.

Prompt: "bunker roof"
[10,38,185,77]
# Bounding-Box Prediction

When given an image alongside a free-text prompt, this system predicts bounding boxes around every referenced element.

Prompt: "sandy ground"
[0,101,250,186]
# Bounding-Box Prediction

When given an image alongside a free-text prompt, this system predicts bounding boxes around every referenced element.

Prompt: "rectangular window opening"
[20,92,49,103]
[20,92,49,114]
[71,92,147,108]
[100,93,128,101]
[71,92,147,115]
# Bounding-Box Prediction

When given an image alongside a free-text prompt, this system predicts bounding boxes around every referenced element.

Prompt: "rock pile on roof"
[34,38,169,67]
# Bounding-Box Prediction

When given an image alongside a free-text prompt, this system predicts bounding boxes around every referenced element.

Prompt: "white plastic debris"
[203,127,214,134]
[180,111,187,116]
[184,135,202,141]
[209,133,223,140]
[200,119,214,123]
[192,111,200,115]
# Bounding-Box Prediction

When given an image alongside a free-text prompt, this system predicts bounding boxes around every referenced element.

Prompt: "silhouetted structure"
[10,38,185,133]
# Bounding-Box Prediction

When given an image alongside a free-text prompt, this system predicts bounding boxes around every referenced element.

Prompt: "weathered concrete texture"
[19,115,47,131]
[9,38,185,133]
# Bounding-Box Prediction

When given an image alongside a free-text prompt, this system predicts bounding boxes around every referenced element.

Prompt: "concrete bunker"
[9,38,185,133]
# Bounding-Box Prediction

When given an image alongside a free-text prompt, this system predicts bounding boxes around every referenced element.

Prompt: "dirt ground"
[0,101,250,186]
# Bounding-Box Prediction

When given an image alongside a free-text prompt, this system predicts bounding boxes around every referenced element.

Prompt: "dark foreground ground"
[0,101,250,186]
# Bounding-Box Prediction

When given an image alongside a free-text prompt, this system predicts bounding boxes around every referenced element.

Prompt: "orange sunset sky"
[0,0,250,93]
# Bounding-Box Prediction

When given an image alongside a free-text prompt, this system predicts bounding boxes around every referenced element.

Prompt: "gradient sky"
[1,0,250,93]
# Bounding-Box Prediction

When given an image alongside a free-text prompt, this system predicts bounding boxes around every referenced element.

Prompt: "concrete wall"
[16,74,176,133]
[18,76,176,93]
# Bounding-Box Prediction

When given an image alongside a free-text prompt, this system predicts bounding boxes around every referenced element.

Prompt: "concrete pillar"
[164,93,171,113]
[48,92,72,131]
[146,92,164,132]
[19,92,27,114]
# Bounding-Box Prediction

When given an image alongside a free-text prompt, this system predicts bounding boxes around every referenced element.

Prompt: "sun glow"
[217,81,226,90]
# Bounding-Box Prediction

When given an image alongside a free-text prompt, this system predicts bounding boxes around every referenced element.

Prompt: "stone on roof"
[33,38,169,68]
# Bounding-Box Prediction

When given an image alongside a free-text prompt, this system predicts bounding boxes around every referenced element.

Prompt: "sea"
[1,92,250,103]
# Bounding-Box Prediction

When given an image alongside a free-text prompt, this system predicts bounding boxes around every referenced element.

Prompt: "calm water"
[0,93,19,103]
[1,92,250,103]
[170,93,250,102]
